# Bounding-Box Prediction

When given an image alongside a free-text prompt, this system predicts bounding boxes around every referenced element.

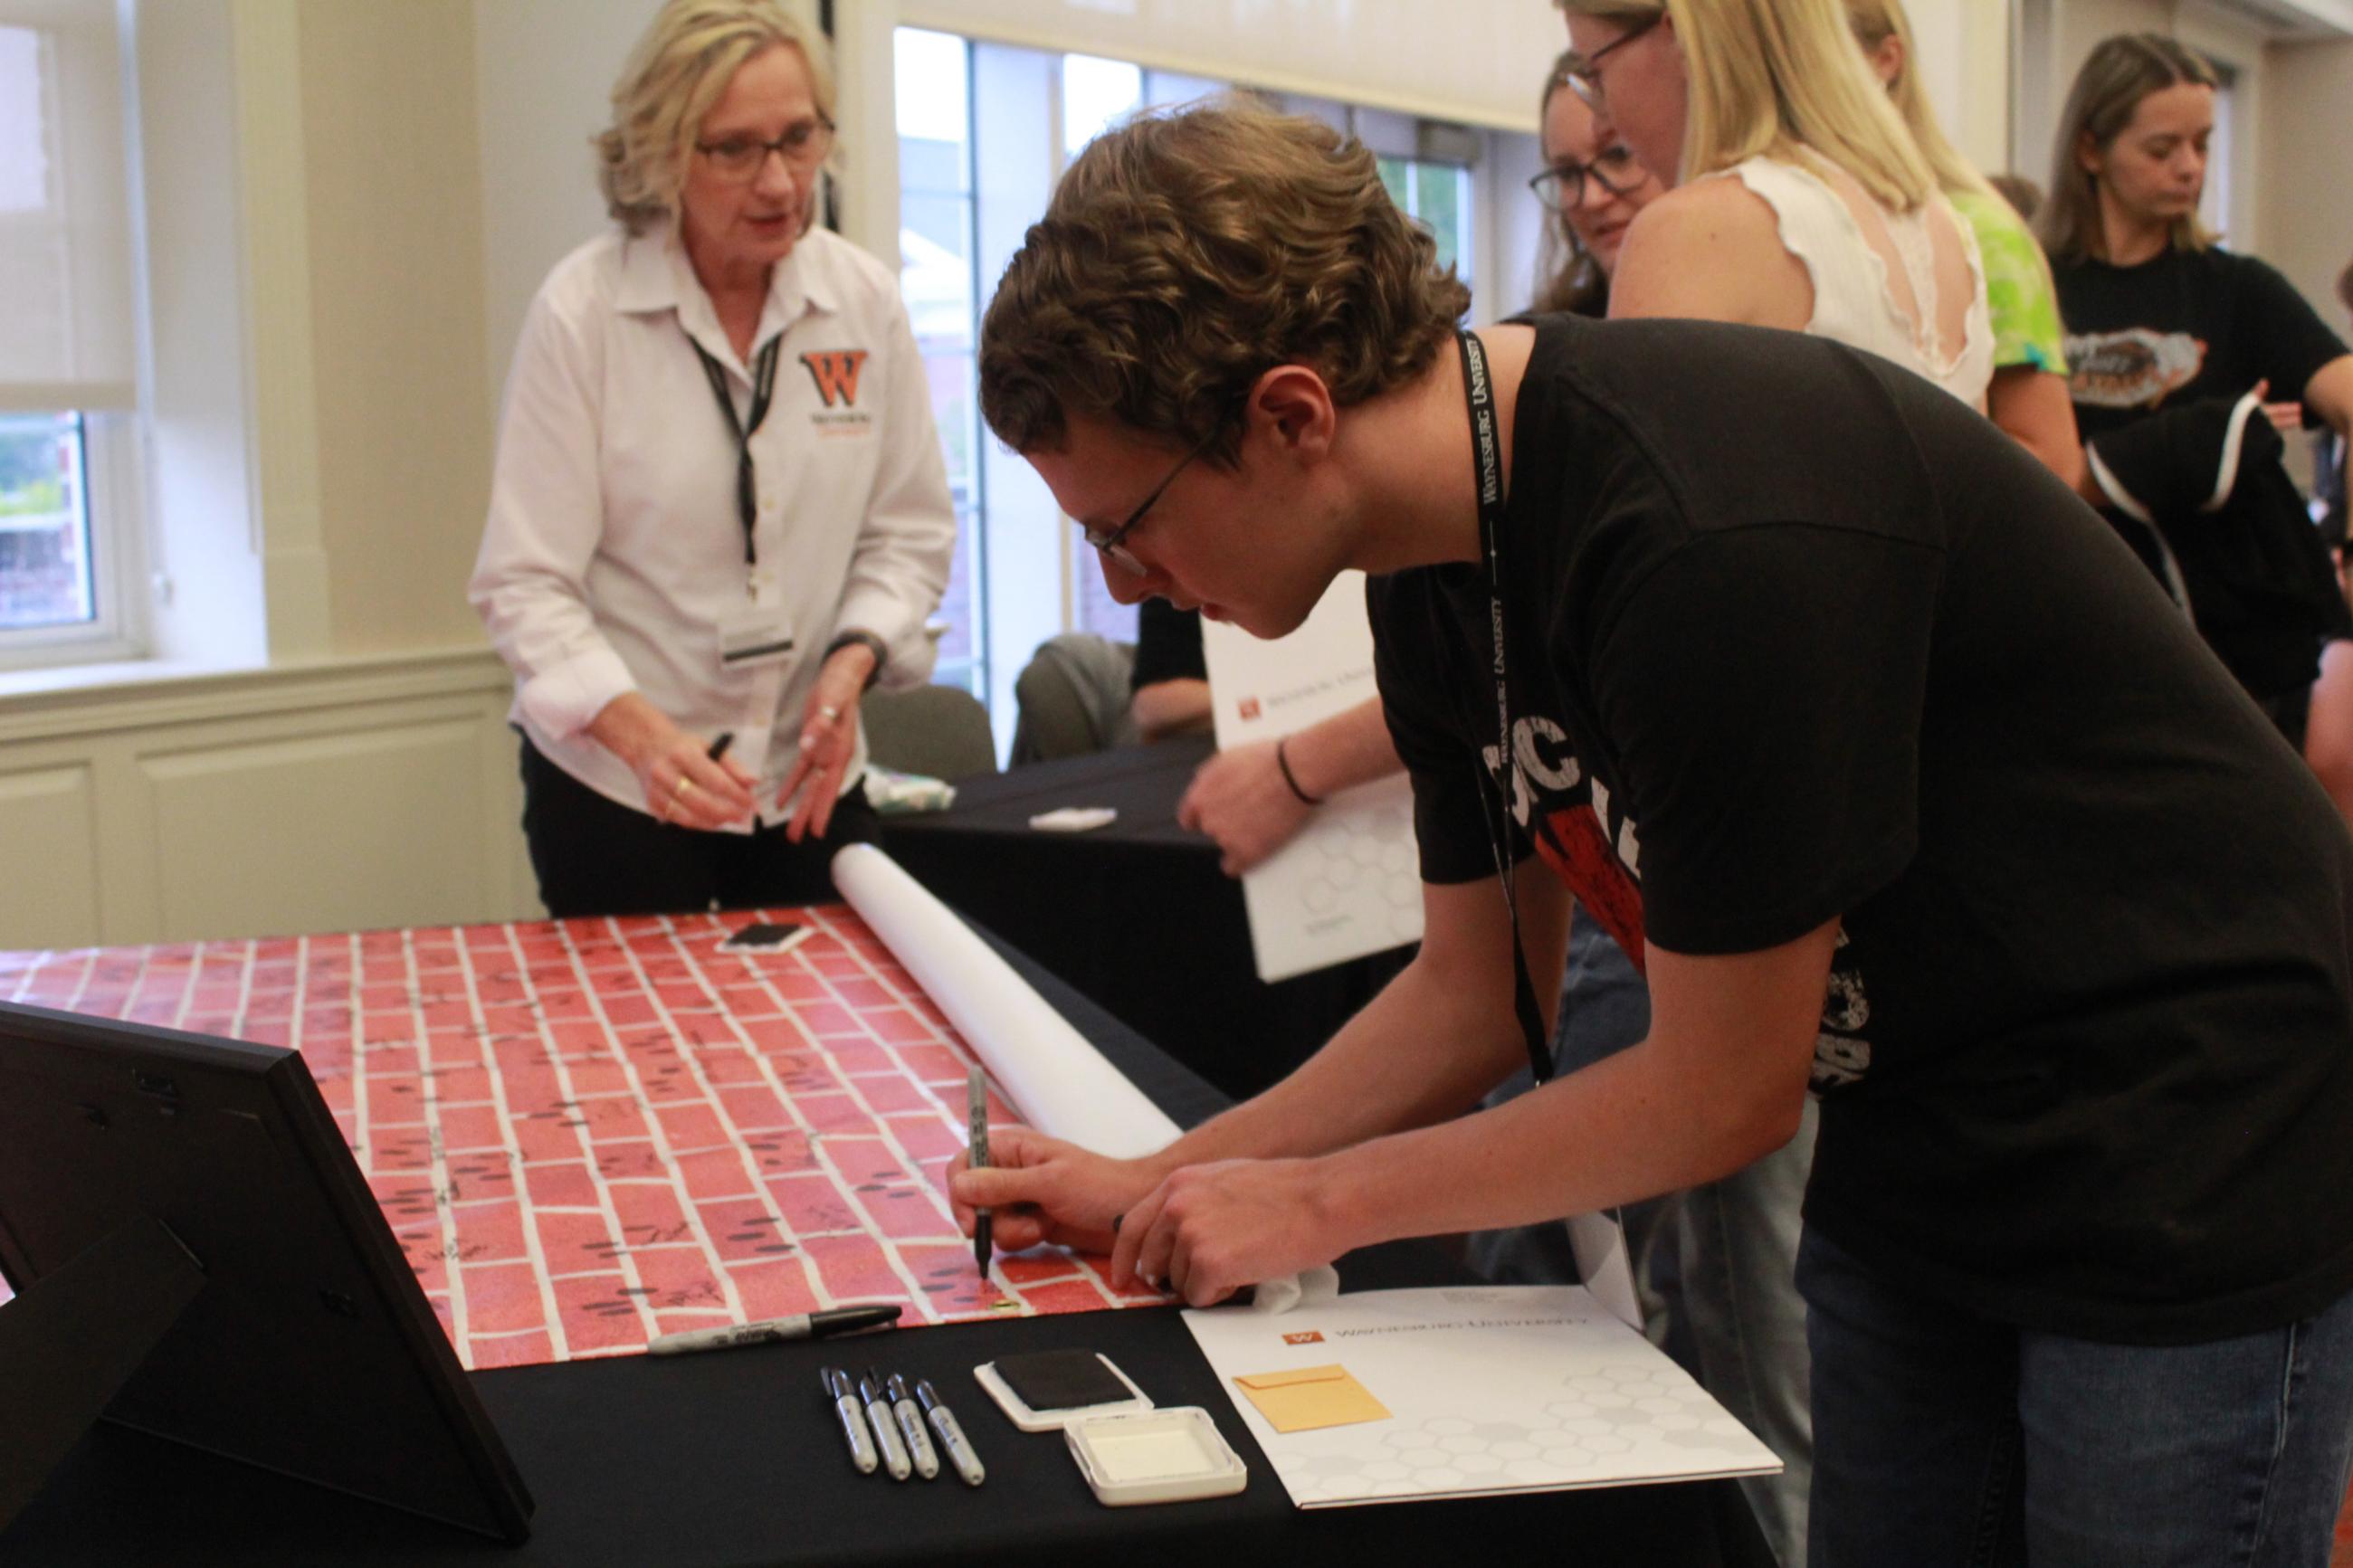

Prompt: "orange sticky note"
[1232,1364,1391,1433]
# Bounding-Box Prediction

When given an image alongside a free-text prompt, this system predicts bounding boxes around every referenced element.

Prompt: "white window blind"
[893,0,1560,135]
[0,0,136,413]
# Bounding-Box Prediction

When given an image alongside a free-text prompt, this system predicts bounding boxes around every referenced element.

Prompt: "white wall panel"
[0,652,538,953]
[1898,0,2015,176]
[2261,40,2353,327]
[0,764,100,948]
[141,717,490,943]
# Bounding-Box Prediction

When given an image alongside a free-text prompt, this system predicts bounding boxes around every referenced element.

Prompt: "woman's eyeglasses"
[1528,144,1646,211]
[1562,12,1663,111]
[696,117,835,182]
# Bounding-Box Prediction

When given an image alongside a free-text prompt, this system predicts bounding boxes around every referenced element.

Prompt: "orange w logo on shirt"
[800,349,869,408]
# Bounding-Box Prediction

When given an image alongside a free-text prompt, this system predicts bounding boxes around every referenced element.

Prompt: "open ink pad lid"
[1063,1406,1248,1507]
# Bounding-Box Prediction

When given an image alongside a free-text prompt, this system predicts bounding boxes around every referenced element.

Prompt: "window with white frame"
[893,27,983,700]
[0,3,141,670]
[892,26,1523,733]
[1378,157,1473,280]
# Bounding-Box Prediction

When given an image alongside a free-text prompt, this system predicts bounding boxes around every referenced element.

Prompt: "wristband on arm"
[1275,737,1323,807]
[824,630,890,689]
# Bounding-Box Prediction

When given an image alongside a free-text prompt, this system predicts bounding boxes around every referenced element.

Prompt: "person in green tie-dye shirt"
[1952,186,2070,376]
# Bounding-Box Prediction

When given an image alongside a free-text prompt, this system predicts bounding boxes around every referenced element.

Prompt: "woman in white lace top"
[1557,0,1992,413]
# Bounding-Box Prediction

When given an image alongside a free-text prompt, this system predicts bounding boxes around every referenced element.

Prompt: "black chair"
[1009,632,1138,765]
[862,683,997,780]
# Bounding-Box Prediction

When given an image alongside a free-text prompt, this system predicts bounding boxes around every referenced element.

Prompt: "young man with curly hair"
[949,100,2353,1563]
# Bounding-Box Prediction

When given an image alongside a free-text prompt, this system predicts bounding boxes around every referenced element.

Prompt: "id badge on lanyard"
[695,334,795,671]
[718,595,795,670]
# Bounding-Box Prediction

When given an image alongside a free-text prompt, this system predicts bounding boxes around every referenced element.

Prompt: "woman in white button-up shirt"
[471,0,955,918]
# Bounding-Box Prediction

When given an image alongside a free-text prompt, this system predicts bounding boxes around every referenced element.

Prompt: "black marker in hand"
[967,1066,993,1279]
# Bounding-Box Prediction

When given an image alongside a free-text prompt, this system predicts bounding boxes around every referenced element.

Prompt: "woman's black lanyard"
[1457,328,1555,1089]
[690,334,783,575]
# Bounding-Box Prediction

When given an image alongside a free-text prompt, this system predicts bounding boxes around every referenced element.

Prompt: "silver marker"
[859,1372,912,1480]
[916,1378,986,1487]
[824,1367,877,1474]
[883,1372,939,1479]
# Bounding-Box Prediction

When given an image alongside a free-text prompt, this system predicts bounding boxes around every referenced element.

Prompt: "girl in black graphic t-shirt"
[2043,33,2353,822]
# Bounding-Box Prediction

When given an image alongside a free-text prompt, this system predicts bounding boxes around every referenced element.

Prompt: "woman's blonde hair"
[2037,33,2217,263]
[1558,0,1936,210]
[977,101,1469,460]
[595,0,837,236]
[1843,0,1996,201]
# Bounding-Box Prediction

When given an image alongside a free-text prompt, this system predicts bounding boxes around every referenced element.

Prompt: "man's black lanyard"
[1457,328,1555,1090]
[691,334,783,571]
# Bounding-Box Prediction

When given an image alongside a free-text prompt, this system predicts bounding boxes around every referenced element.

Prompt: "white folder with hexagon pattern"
[1183,1284,1778,1508]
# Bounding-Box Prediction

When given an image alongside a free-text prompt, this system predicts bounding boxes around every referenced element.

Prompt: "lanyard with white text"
[1457,328,1554,1089]
[691,334,783,573]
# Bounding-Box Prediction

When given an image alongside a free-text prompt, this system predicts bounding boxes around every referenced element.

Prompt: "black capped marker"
[917,1378,986,1487]
[859,1371,912,1480]
[885,1372,940,1479]
[649,1303,900,1356]
[824,1367,878,1474]
[968,1067,994,1278]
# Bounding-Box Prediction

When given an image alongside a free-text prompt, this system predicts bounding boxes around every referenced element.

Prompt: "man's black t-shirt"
[2054,247,2348,443]
[1370,314,2353,1345]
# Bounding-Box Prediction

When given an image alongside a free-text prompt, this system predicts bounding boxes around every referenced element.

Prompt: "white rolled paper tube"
[832,843,1181,1159]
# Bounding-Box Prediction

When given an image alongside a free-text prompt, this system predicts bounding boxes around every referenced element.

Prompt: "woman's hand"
[587,692,756,830]
[1110,1156,1349,1307]
[2253,379,2306,433]
[944,1125,1169,1258]
[776,642,877,841]
[1177,740,1315,875]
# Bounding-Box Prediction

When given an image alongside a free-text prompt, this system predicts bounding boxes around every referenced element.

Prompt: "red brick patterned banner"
[0,907,1167,1368]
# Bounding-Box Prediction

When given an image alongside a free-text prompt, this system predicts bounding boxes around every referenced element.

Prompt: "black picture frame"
[0,1000,533,1544]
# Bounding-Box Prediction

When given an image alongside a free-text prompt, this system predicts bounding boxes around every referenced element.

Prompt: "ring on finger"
[673,774,695,798]
[818,704,842,723]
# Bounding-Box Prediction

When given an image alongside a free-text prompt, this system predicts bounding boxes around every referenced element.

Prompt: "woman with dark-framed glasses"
[1526,52,1665,318]
[471,0,953,918]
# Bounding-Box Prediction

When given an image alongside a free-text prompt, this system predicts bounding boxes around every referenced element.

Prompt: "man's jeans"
[1800,1225,2353,1567]
[1466,916,1816,1567]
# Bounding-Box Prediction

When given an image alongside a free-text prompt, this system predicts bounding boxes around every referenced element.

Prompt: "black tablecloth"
[882,738,1414,1099]
[3,932,1762,1568]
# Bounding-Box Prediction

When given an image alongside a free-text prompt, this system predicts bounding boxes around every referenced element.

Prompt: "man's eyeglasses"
[1528,143,1647,211]
[1563,12,1662,111]
[1083,427,1222,575]
[696,117,835,182]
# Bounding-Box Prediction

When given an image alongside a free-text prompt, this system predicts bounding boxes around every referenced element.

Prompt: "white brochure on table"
[1200,571,1423,983]
[1183,1284,1779,1509]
